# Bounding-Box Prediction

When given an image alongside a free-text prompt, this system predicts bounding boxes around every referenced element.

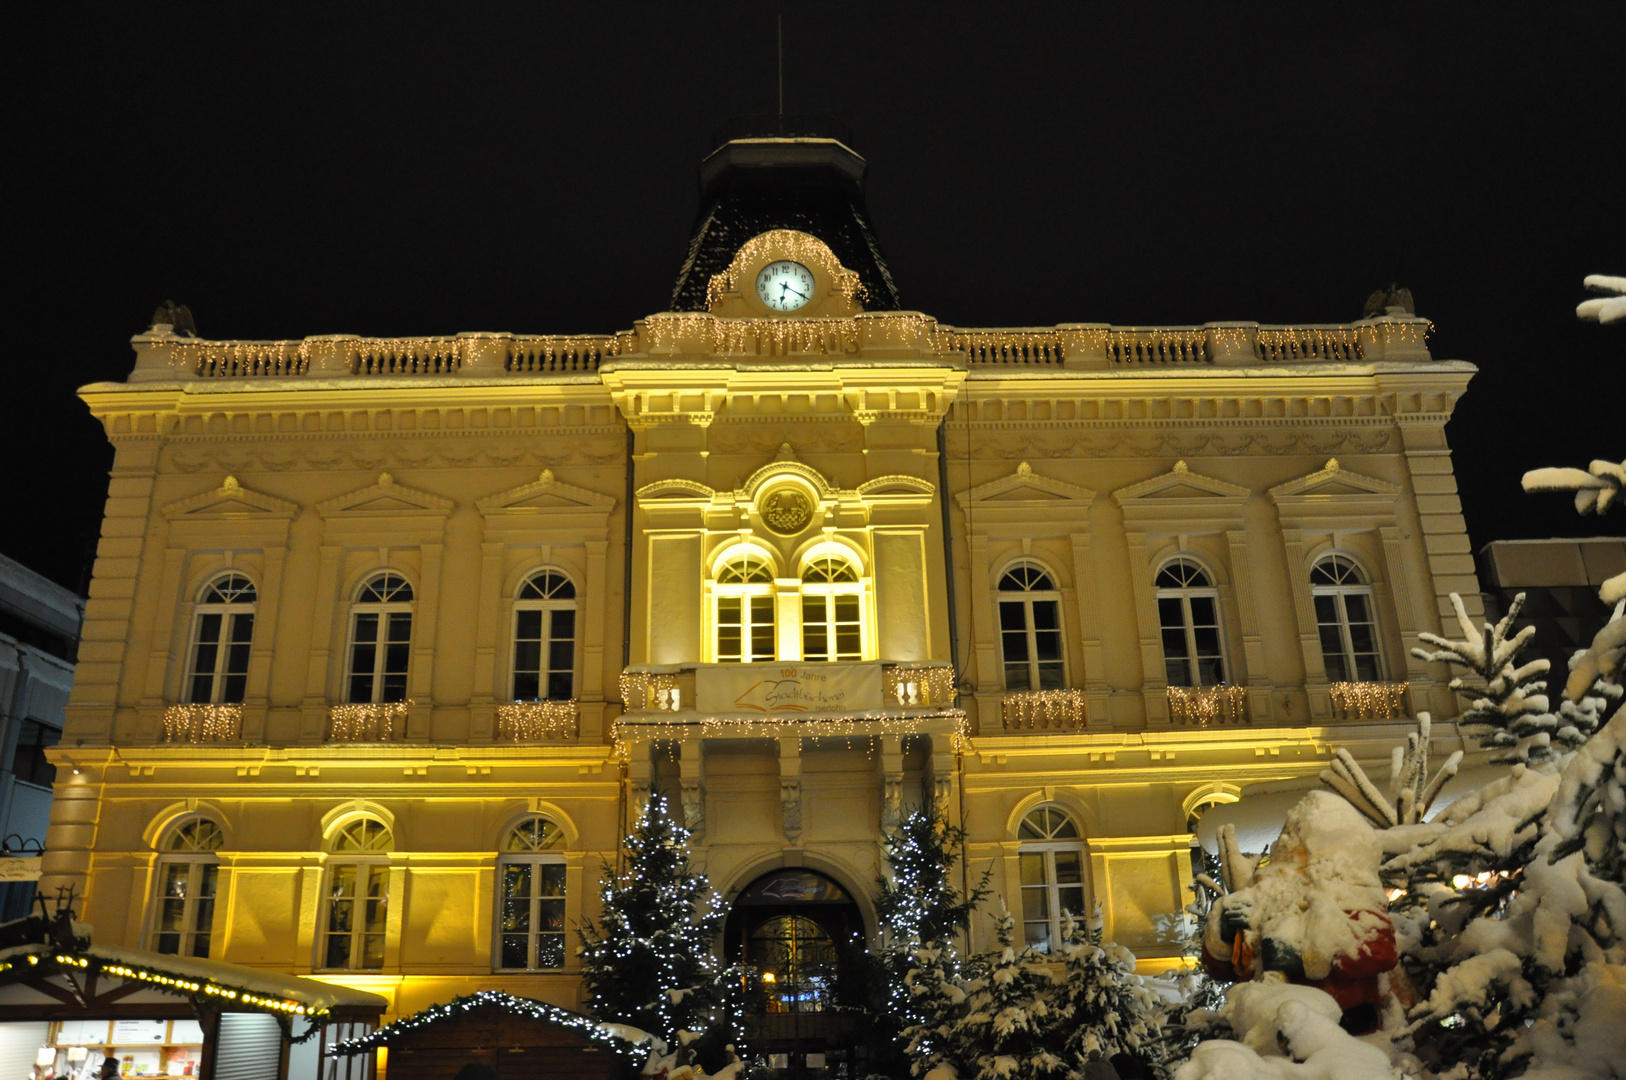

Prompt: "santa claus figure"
[1200,791,1398,1033]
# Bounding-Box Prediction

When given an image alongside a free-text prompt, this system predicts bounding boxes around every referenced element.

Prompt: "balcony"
[327,702,409,742]
[1329,681,1411,721]
[162,704,242,744]
[617,661,962,742]
[1165,685,1249,726]
[495,700,579,742]
[1001,689,1088,732]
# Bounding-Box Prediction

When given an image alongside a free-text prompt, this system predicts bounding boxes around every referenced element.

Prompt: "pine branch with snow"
[1575,273,1626,325]
[1323,713,1463,828]
[1412,592,1581,764]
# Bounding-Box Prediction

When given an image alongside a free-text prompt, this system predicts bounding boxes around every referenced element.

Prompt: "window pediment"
[1268,458,1400,501]
[478,469,616,516]
[163,476,298,520]
[318,473,452,517]
[1112,462,1250,505]
[958,462,1094,509]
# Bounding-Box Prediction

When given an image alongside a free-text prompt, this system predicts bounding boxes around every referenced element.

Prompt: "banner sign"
[695,662,883,716]
[0,856,42,882]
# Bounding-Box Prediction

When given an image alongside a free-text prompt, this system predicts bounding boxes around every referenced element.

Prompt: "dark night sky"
[3,4,1621,592]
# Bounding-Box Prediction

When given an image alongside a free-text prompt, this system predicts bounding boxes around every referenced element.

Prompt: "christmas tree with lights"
[577,794,729,1055]
[874,806,991,1077]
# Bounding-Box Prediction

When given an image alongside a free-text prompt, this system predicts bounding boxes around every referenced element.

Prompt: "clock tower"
[669,117,901,313]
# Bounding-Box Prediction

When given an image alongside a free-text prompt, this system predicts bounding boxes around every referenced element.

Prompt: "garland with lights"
[327,989,637,1058]
[327,702,410,742]
[1001,688,1089,731]
[495,700,579,741]
[0,951,325,1021]
[163,704,242,743]
[1166,685,1249,726]
[1328,680,1410,721]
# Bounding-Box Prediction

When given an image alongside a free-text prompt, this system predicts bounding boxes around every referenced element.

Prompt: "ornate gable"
[162,476,298,520]
[317,473,452,517]
[957,461,1094,507]
[477,470,617,516]
[1112,461,1250,505]
[1267,458,1401,501]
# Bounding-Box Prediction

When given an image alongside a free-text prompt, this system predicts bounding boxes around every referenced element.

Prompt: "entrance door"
[725,869,867,1079]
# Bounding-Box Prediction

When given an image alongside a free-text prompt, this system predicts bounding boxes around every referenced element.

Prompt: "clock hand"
[784,285,808,300]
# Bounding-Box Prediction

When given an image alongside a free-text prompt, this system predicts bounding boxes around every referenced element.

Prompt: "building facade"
[43,134,1483,1030]
[1,552,83,920]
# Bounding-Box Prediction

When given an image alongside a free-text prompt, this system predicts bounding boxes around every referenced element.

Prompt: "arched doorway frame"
[718,853,877,946]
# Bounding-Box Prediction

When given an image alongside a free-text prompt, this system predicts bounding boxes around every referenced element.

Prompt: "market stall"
[0,905,385,1079]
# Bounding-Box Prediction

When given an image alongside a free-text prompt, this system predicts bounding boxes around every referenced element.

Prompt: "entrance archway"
[725,868,868,1077]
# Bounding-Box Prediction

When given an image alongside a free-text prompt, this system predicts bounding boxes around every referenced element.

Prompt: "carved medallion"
[759,487,814,535]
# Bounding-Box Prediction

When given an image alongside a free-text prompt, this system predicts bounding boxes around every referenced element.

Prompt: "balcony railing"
[1166,685,1249,726]
[619,661,958,717]
[495,700,579,741]
[327,702,408,742]
[1329,681,1411,721]
[1001,689,1088,731]
[162,704,242,744]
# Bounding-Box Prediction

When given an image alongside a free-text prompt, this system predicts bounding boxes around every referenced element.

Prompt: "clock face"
[755,260,815,312]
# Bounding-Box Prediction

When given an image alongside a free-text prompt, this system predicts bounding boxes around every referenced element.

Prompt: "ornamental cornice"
[942,424,1396,459]
[160,432,628,474]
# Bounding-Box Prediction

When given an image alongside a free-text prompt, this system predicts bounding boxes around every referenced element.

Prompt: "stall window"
[320,817,393,971]
[496,817,567,970]
[152,818,225,958]
[1155,559,1226,687]
[998,563,1066,690]
[513,570,577,700]
[1018,806,1086,953]
[1311,556,1383,682]
[185,574,256,704]
[346,574,413,704]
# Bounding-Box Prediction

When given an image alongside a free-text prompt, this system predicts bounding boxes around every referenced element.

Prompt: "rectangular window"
[155,861,218,958]
[717,594,774,662]
[513,609,577,701]
[348,613,412,704]
[1000,601,1032,689]
[10,719,61,787]
[188,611,254,704]
[498,860,566,970]
[323,863,389,970]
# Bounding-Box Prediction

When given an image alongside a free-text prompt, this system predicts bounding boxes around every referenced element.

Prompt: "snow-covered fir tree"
[577,794,730,1055]
[1411,593,1589,764]
[954,907,1070,1080]
[1056,908,1168,1072]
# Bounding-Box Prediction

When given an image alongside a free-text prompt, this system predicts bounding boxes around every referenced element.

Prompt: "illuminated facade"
[44,133,1482,1027]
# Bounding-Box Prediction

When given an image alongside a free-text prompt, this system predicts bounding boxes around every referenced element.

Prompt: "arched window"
[513,570,577,701]
[801,553,862,663]
[1311,556,1383,682]
[1155,559,1226,687]
[1017,806,1086,953]
[998,563,1065,690]
[151,818,224,958]
[185,575,256,704]
[715,551,776,663]
[321,816,393,971]
[1184,794,1236,881]
[346,573,413,704]
[496,817,567,971]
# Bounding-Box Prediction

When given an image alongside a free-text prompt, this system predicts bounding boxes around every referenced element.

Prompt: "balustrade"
[354,339,462,375]
[327,702,408,742]
[1001,689,1087,731]
[1329,681,1410,721]
[1256,327,1363,363]
[162,704,242,743]
[506,336,618,373]
[1166,685,1249,726]
[937,330,1065,366]
[495,700,579,741]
